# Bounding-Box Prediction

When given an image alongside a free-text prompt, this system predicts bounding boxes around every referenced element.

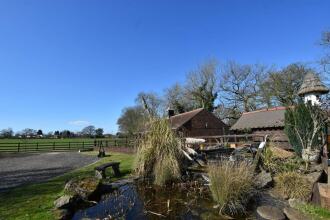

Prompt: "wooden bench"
[95,162,121,179]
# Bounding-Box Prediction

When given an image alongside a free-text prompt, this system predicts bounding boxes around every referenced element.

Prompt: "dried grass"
[135,118,183,186]
[274,171,311,200]
[208,161,255,216]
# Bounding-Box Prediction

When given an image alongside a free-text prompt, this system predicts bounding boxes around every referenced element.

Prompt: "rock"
[53,208,72,220]
[110,178,134,189]
[64,177,100,200]
[256,206,285,220]
[54,195,75,209]
[309,163,323,172]
[288,198,305,208]
[283,207,311,220]
[95,170,104,179]
[305,171,322,184]
[256,170,272,189]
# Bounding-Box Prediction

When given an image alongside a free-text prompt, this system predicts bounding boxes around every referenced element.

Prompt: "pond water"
[72,181,249,220]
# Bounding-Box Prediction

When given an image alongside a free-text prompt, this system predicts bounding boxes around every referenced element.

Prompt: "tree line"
[117,31,330,135]
[0,126,105,139]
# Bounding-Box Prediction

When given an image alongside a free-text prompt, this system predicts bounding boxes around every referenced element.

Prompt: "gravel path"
[0,152,99,191]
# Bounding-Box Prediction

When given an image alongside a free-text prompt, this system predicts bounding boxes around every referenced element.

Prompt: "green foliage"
[284,102,323,156]
[296,202,330,220]
[208,161,255,216]
[117,105,148,135]
[274,171,311,200]
[262,149,303,174]
[135,118,183,186]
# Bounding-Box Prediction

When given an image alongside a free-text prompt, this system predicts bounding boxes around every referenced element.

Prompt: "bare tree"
[135,92,163,117]
[81,125,96,137]
[263,63,311,106]
[164,83,195,114]
[0,128,14,138]
[320,31,330,74]
[219,62,267,113]
[185,60,218,111]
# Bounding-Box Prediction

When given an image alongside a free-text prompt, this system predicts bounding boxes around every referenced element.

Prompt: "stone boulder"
[64,177,101,200]
[305,171,322,185]
[53,208,72,220]
[255,170,272,189]
[256,206,285,220]
[283,207,311,220]
[54,195,75,209]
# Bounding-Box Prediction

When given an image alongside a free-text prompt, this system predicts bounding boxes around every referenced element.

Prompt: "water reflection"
[73,182,222,220]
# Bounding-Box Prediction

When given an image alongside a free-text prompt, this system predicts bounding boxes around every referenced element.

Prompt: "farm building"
[169,108,229,137]
[230,107,291,149]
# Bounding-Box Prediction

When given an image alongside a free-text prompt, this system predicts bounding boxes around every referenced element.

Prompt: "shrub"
[135,118,183,186]
[284,103,325,156]
[208,161,255,216]
[274,171,311,200]
[262,147,303,174]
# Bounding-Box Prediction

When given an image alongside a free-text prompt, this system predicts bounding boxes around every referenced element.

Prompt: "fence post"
[115,139,117,147]
[36,143,38,151]
[69,142,71,150]
[18,143,20,152]
[82,142,84,149]
[126,137,128,146]
[53,142,55,150]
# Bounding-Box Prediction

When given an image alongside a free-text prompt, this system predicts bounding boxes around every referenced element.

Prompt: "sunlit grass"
[135,118,183,186]
[208,161,255,216]
[0,151,135,220]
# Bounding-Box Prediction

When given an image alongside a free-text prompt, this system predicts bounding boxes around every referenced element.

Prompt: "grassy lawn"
[296,203,330,220]
[0,138,127,144]
[0,151,135,220]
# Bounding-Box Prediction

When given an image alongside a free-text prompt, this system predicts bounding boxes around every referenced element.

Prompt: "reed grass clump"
[274,171,311,200]
[208,161,255,216]
[135,118,183,186]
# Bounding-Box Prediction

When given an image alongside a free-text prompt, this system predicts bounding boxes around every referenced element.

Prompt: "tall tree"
[0,128,14,138]
[95,128,104,138]
[263,63,311,106]
[219,62,267,113]
[186,60,218,111]
[37,129,43,136]
[117,106,147,135]
[135,92,163,117]
[20,128,37,137]
[81,125,96,137]
[164,83,195,114]
[320,31,330,74]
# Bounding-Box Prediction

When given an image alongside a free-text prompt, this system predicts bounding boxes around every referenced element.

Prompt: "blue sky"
[0,0,329,133]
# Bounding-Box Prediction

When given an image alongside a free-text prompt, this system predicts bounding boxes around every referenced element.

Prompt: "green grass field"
[0,151,135,220]
[0,138,127,144]
[0,138,134,152]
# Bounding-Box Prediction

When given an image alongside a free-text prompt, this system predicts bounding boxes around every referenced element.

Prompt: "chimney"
[168,108,175,118]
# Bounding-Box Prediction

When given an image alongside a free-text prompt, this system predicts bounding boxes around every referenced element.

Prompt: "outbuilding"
[169,108,229,137]
[230,107,290,149]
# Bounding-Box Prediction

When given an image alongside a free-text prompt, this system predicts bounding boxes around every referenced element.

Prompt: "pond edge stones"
[256,205,285,220]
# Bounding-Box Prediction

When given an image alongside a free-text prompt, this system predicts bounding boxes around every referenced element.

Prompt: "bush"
[284,103,324,156]
[274,171,311,200]
[262,147,303,174]
[208,161,255,216]
[135,118,183,186]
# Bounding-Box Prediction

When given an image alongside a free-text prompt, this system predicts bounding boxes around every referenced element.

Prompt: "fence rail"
[0,138,134,153]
